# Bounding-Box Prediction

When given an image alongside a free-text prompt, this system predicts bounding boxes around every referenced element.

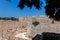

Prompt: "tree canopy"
[18,0,42,9]
[45,0,60,21]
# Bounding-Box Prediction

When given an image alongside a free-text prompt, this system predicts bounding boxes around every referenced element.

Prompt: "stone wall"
[19,16,60,37]
[0,16,60,40]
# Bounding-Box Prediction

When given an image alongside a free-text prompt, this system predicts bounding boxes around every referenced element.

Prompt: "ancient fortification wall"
[0,16,60,40]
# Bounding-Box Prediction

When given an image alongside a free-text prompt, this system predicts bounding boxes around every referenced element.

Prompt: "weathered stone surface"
[0,16,60,40]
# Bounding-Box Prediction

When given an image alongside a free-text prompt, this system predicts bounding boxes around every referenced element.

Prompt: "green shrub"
[0,17,18,21]
[32,21,39,26]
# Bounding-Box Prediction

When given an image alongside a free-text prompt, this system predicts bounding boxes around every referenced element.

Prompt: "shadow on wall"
[32,32,60,40]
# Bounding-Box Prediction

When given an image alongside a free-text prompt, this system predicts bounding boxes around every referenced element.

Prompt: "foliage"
[32,32,60,40]
[45,0,60,21]
[18,0,42,10]
[0,17,18,21]
[32,21,39,26]
[42,32,60,40]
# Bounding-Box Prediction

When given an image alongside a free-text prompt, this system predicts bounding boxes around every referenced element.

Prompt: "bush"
[42,32,60,40]
[32,32,60,40]
[32,21,39,26]
[0,17,18,21]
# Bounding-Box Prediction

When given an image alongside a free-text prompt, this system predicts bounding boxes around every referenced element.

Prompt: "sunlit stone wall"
[0,16,60,40]
[19,16,60,37]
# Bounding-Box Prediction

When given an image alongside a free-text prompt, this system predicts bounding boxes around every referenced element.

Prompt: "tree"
[55,9,60,21]
[45,0,60,23]
[18,0,42,9]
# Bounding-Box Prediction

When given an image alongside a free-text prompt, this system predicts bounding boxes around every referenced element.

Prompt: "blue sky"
[0,0,46,18]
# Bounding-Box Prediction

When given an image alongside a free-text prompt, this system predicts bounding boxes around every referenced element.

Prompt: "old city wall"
[0,16,60,40]
[19,16,60,37]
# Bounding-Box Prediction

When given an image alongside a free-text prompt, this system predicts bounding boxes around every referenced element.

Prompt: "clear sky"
[0,0,46,18]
